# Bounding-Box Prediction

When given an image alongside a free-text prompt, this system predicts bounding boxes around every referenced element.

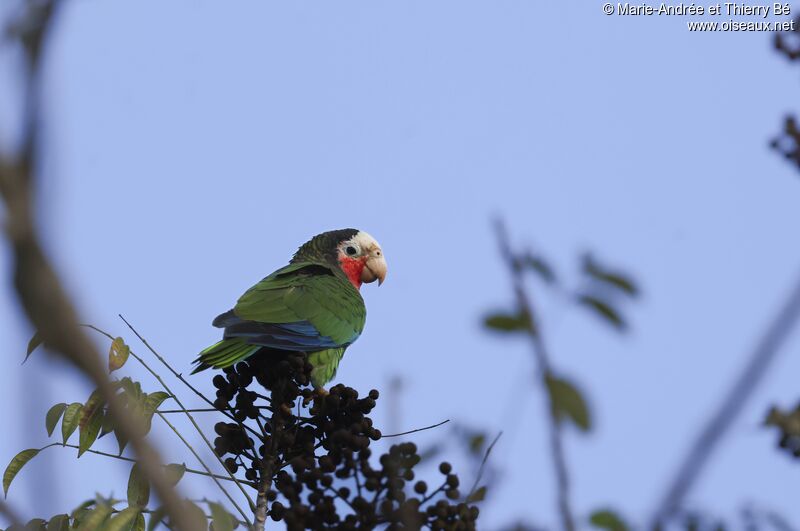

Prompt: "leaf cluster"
[4,330,478,530]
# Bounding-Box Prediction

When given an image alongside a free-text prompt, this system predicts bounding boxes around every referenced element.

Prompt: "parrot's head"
[293,229,387,290]
[335,230,387,289]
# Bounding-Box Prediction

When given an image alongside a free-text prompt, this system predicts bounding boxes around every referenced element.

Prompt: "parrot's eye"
[345,246,358,256]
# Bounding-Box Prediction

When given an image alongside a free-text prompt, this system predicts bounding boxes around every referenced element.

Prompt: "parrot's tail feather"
[192,338,261,373]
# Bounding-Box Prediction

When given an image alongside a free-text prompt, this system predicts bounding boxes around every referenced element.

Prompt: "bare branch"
[155,411,252,521]
[37,443,251,486]
[467,431,503,500]
[653,268,800,524]
[382,419,451,438]
[117,316,255,516]
[82,323,264,438]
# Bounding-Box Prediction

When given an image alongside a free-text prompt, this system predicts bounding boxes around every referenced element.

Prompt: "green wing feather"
[194,261,366,386]
[193,338,260,372]
[234,262,366,345]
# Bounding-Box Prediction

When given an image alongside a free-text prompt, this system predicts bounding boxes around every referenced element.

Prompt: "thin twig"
[116,316,255,516]
[466,431,502,500]
[0,3,195,528]
[87,324,256,516]
[381,419,450,438]
[114,319,227,410]
[420,481,447,505]
[157,408,268,414]
[49,442,253,486]
[154,411,250,521]
[82,324,263,438]
[653,268,800,524]
[494,217,575,531]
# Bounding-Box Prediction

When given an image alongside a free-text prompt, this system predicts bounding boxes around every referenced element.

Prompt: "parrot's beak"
[361,250,387,286]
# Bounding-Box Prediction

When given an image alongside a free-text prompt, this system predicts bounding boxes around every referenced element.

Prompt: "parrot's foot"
[302,387,329,407]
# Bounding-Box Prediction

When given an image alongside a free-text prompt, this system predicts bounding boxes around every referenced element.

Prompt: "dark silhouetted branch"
[382,419,451,438]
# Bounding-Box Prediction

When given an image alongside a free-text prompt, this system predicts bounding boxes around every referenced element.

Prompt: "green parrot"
[193,229,387,389]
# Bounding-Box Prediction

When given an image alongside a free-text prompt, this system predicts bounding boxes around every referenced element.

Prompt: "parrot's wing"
[221,261,366,351]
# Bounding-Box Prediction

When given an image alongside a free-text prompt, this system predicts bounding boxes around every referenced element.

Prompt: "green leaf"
[589,509,629,531]
[140,392,170,434]
[164,463,186,486]
[207,502,235,531]
[70,500,96,526]
[76,502,112,531]
[115,429,129,456]
[70,500,97,524]
[127,463,150,507]
[109,337,131,372]
[583,255,638,297]
[45,514,70,531]
[45,403,67,437]
[100,412,116,438]
[24,519,46,531]
[144,392,170,412]
[117,377,143,401]
[468,434,486,455]
[61,403,83,444]
[546,376,591,431]
[483,311,533,334]
[133,513,145,531]
[3,448,39,497]
[78,390,106,456]
[24,332,43,363]
[25,520,46,531]
[106,507,141,531]
[183,501,208,529]
[577,295,626,331]
[518,254,557,284]
[80,390,105,429]
[465,486,487,503]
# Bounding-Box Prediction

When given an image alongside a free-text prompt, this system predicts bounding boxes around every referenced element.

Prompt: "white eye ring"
[345,244,359,256]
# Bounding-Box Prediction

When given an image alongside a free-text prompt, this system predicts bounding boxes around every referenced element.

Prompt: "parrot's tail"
[191,338,261,374]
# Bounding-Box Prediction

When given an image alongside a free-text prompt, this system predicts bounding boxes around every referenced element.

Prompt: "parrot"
[192,228,387,390]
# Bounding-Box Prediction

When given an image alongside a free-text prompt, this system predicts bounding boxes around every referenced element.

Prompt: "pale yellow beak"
[361,249,387,286]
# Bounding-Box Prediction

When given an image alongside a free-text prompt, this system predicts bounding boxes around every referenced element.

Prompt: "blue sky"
[3,1,800,529]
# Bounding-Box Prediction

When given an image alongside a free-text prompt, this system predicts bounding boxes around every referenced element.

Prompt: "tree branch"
[653,267,800,524]
[382,419,451,438]
[493,217,575,531]
[0,3,196,529]
[118,316,255,515]
[155,411,251,522]
[466,431,502,500]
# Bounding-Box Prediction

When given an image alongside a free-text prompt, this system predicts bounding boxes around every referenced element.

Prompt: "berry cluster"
[211,352,479,530]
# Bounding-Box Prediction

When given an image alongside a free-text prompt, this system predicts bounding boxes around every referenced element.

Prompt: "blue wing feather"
[212,310,346,350]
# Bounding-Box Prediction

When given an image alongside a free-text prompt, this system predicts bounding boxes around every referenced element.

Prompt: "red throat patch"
[339,256,366,289]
